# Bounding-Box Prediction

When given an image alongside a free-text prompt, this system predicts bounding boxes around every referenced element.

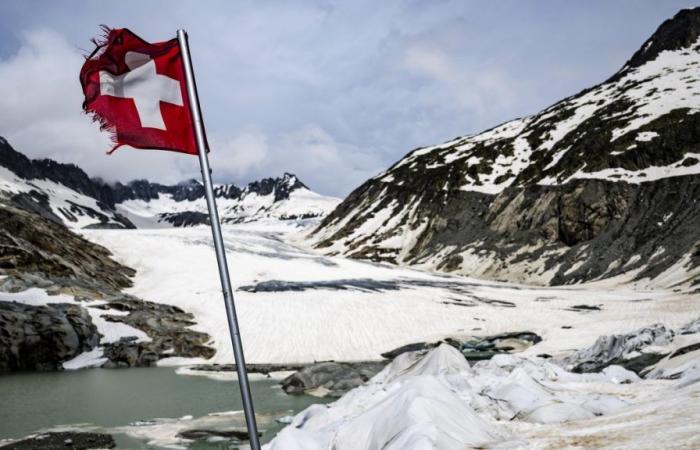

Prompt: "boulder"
[97,295,215,366]
[0,301,99,372]
[282,361,388,397]
[560,324,674,374]
[177,428,260,441]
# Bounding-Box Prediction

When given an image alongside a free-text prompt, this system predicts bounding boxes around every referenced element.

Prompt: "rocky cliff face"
[310,8,700,287]
[0,302,99,371]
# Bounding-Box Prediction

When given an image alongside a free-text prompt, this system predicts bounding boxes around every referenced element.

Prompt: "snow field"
[78,224,695,366]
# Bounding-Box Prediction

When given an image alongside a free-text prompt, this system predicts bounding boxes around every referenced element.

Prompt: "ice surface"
[78,224,694,365]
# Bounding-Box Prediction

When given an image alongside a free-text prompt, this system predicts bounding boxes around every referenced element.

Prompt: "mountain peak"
[623,7,700,70]
[179,178,202,186]
[280,172,306,189]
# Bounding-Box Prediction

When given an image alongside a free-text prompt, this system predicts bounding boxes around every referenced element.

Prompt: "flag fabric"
[80,27,199,155]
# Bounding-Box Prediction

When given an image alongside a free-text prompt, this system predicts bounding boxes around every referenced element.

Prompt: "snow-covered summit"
[116,172,339,227]
[0,137,339,229]
[378,11,700,193]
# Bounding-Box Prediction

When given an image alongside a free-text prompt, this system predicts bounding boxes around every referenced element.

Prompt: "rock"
[381,332,542,362]
[157,211,209,227]
[281,361,389,397]
[97,295,215,368]
[560,323,674,374]
[1,432,115,449]
[189,362,305,374]
[622,7,700,70]
[380,342,442,359]
[461,331,542,360]
[177,428,260,441]
[0,302,99,372]
[102,338,158,368]
[567,304,603,312]
[679,315,700,335]
[0,201,215,371]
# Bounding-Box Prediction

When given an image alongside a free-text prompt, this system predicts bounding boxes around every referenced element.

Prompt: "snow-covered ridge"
[0,164,129,229]
[116,173,340,227]
[381,34,700,193]
[0,138,339,229]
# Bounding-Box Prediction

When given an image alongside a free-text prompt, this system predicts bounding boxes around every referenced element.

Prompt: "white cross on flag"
[80,28,199,155]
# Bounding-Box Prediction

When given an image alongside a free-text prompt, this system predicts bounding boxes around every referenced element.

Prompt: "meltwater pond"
[0,367,328,448]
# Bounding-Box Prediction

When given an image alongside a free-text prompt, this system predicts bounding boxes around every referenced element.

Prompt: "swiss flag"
[80,28,199,155]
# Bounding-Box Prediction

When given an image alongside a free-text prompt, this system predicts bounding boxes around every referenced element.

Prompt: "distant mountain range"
[0,136,339,229]
[309,8,700,287]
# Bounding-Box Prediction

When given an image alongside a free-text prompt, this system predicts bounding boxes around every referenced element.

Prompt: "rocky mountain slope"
[0,137,338,229]
[310,8,700,287]
[0,137,133,229]
[0,200,214,371]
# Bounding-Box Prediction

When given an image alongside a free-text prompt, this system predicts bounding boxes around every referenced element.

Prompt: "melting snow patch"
[635,131,660,142]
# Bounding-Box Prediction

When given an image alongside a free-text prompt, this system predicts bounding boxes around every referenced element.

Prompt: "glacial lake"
[0,367,329,448]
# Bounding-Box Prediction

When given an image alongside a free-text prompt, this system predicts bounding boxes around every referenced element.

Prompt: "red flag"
[80,27,199,155]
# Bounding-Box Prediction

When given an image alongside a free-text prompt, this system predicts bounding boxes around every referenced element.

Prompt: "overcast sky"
[0,1,694,196]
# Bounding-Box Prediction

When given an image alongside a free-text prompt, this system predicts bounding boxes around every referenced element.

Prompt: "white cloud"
[0,1,683,196]
[0,29,199,184]
[0,27,386,196]
[210,123,383,197]
[210,130,269,178]
[402,44,516,113]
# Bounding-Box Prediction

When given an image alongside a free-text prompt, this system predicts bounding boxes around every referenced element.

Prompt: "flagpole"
[177,29,261,450]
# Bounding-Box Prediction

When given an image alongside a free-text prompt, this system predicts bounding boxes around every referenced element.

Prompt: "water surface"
[0,367,327,448]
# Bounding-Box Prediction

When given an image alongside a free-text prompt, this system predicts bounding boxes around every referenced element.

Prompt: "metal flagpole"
[177,29,261,450]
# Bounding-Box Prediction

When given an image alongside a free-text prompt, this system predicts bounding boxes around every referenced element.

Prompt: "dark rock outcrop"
[380,342,443,359]
[158,211,209,227]
[0,302,99,371]
[177,428,260,441]
[112,178,205,203]
[96,295,215,367]
[560,324,674,374]
[381,332,542,362]
[281,361,388,397]
[622,8,700,71]
[1,432,115,450]
[189,362,305,374]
